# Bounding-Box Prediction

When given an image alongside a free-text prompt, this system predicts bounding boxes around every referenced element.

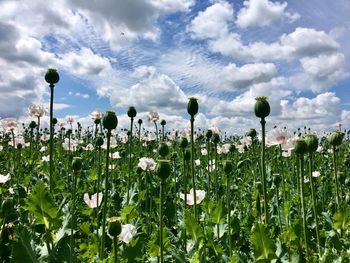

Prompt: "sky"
[0,0,350,134]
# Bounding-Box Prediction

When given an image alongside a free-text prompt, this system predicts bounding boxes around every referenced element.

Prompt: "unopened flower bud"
[206,129,213,140]
[127,106,137,118]
[45,68,59,84]
[224,160,233,174]
[157,160,171,180]
[137,119,142,125]
[102,111,118,131]
[108,217,122,237]
[254,96,270,119]
[179,137,188,149]
[29,121,37,129]
[212,133,220,144]
[294,139,308,155]
[305,134,318,153]
[246,128,257,138]
[158,142,169,158]
[72,157,83,171]
[328,131,343,147]
[187,97,198,117]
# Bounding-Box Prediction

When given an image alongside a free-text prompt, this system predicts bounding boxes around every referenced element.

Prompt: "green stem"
[260,118,268,224]
[114,238,118,263]
[49,84,54,192]
[299,155,309,260]
[70,170,78,263]
[214,142,218,203]
[190,117,197,221]
[96,145,102,251]
[332,146,340,208]
[206,139,211,194]
[227,171,232,257]
[101,130,111,259]
[308,154,321,258]
[127,118,134,204]
[160,179,165,263]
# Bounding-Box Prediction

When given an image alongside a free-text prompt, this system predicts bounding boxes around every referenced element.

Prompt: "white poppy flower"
[312,171,321,178]
[180,188,206,205]
[0,173,11,184]
[119,224,137,243]
[138,157,156,171]
[83,193,103,208]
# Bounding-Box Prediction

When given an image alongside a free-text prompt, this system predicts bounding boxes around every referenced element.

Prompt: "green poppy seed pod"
[53,118,58,126]
[179,137,188,149]
[305,134,318,153]
[108,217,122,237]
[95,137,104,147]
[160,119,166,126]
[206,129,213,140]
[29,121,37,129]
[212,133,220,144]
[187,97,198,117]
[158,142,169,158]
[246,128,257,138]
[102,111,118,131]
[138,119,142,125]
[157,160,171,180]
[184,149,191,161]
[254,96,270,119]
[294,139,308,155]
[224,160,233,174]
[127,106,137,118]
[17,143,23,150]
[327,131,343,147]
[45,68,59,84]
[72,157,83,171]
[94,119,101,125]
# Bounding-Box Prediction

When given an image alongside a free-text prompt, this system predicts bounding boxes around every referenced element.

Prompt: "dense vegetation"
[0,70,349,262]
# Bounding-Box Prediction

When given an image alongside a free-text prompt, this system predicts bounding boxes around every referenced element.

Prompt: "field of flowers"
[0,69,349,262]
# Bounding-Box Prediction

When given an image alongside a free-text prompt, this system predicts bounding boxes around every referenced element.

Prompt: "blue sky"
[0,0,349,133]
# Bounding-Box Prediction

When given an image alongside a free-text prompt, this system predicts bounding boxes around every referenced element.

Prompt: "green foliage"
[333,207,350,231]
[26,181,61,229]
[185,210,204,245]
[250,223,277,262]
[11,226,38,263]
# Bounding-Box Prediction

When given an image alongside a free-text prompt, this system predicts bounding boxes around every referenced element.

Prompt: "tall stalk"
[70,157,82,263]
[254,97,270,225]
[299,155,309,260]
[101,130,111,259]
[332,146,340,208]
[157,160,171,263]
[49,83,54,192]
[327,131,343,209]
[260,118,268,225]
[127,117,134,204]
[100,111,118,259]
[308,154,321,257]
[190,117,197,221]
[45,68,59,193]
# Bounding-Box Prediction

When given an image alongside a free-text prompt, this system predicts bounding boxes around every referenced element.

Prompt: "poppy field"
[0,69,350,262]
